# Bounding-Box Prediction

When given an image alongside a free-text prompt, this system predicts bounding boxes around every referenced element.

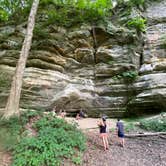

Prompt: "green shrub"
[0,0,32,23]
[113,70,138,82]
[0,110,43,150]
[12,113,86,166]
[0,8,8,21]
[72,154,82,165]
[127,17,146,32]
[129,0,145,7]
[33,25,49,39]
[42,0,113,27]
[139,117,166,132]
[121,70,138,79]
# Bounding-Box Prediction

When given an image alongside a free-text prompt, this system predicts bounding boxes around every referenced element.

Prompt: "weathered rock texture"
[129,1,166,114]
[0,1,165,117]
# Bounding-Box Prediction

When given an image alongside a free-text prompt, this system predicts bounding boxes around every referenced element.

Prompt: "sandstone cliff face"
[0,1,165,117]
[128,1,166,114]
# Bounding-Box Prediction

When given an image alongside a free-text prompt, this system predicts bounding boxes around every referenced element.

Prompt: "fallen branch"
[125,132,166,138]
[159,135,166,139]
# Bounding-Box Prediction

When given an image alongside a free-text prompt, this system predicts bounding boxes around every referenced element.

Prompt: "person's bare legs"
[121,138,125,147]
[117,137,121,146]
[118,137,124,147]
[105,136,109,149]
[102,137,107,150]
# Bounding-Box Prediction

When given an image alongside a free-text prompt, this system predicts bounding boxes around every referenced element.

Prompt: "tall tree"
[3,0,39,119]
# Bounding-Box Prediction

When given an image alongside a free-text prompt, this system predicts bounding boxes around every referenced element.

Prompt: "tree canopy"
[0,0,113,23]
[0,0,33,21]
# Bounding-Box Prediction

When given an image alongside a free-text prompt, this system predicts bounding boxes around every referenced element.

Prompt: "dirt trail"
[67,118,166,166]
[1,117,166,166]
[66,117,117,130]
[0,150,11,166]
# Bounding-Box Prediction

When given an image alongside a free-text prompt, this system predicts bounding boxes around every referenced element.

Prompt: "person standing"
[116,118,125,147]
[97,117,109,151]
[76,110,86,120]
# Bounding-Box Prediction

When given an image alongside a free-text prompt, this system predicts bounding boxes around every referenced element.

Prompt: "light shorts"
[100,133,108,138]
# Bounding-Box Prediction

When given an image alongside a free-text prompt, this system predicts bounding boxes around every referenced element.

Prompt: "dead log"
[159,135,166,139]
[125,132,166,138]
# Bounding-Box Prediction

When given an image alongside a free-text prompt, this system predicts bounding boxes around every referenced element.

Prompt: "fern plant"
[127,17,146,32]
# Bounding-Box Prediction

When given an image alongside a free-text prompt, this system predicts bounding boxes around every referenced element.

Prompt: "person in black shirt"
[97,117,109,151]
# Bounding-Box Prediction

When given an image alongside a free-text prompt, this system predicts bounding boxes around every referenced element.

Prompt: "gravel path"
[82,130,166,166]
[65,117,166,166]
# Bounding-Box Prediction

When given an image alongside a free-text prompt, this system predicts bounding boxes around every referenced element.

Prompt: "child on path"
[116,118,125,147]
[97,117,109,151]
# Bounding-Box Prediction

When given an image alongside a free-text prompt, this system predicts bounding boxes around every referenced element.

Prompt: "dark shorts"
[118,132,124,138]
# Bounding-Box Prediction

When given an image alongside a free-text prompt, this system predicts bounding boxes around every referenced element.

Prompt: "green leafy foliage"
[127,17,146,32]
[113,70,138,82]
[33,24,49,39]
[129,0,145,7]
[0,0,113,26]
[140,117,166,132]
[72,154,82,165]
[0,8,8,21]
[0,0,32,22]
[12,113,86,166]
[121,70,138,79]
[117,0,145,8]
[41,0,113,27]
[0,110,43,150]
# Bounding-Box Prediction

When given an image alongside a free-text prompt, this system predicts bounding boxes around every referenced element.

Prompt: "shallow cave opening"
[127,103,164,117]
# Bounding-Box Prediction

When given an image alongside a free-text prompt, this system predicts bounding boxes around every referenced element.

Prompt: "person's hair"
[102,117,106,122]
[117,118,120,121]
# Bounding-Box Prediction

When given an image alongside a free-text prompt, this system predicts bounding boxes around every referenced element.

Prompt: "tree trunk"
[3,0,39,119]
